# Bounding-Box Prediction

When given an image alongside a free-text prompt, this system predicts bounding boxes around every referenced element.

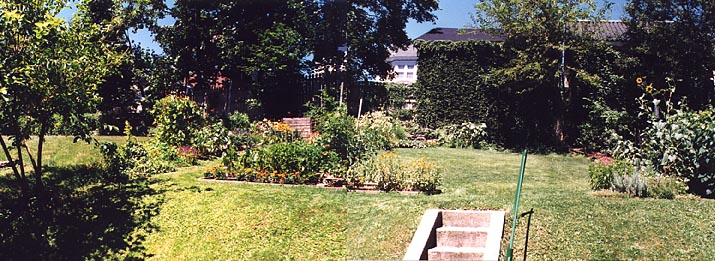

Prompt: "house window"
[400,72,407,78]
[407,65,414,70]
[406,72,414,78]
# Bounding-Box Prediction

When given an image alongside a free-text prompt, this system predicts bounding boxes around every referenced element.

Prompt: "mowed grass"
[3,138,714,260]
[347,148,715,260]
[144,167,347,260]
[0,135,148,166]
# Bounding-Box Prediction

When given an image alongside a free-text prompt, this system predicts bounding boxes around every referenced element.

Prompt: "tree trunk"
[0,136,29,194]
[33,124,48,193]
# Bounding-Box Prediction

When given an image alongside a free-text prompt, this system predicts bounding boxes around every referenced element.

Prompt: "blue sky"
[61,0,628,54]
[405,0,628,39]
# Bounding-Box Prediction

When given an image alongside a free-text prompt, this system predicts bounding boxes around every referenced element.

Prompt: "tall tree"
[472,0,609,148]
[156,0,314,116]
[83,0,166,133]
[311,0,438,81]
[625,0,715,109]
[157,0,438,117]
[0,0,121,194]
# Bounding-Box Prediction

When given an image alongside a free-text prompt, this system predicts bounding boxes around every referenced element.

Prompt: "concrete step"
[427,246,486,260]
[441,210,501,228]
[436,227,489,248]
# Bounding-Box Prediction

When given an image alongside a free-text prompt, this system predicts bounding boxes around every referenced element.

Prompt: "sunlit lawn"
[2,138,714,259]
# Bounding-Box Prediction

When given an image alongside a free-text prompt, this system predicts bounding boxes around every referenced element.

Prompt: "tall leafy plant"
[0,0,121,194]
[151,95,206,147]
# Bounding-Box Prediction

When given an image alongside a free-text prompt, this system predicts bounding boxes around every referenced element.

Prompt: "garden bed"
[198,177,420,194]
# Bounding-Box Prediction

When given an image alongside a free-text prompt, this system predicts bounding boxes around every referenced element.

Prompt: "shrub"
[612,171,648,197]
[254,119,301,145]
[588,156,633,190]
[438,122,488,149]
[225,111,251,131]
[99,139,177,179]
[639,108,715,197]
[647,175,687,199]
[313,106,373,167]
[151,95,206,146]
[193,121,231,156]
[347,152,442,193]
[226,141,329,184]
[358,111,407,150]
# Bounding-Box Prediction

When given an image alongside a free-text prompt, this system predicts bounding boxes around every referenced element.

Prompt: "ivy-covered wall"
[414,40,509,143]
[414,39,628,150]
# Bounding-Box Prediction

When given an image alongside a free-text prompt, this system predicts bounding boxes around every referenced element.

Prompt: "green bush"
[225,141,329,184]
[151,95,206,146]
[99,138,177,179]
[612,171,648,198]
[358,111,407,150]
[313,106,372,166]
[438,122,488,149]
[193,121,231,157]
[588,158,633,190]
[347,152,442,193]
[639,108,715,198]
[647,175,687,199]
[225,111,251,131]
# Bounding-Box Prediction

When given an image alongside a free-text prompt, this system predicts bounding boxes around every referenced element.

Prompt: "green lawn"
[2,138,714,260]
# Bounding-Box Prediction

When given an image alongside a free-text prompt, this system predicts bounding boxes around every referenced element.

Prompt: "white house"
[384,45,419,83]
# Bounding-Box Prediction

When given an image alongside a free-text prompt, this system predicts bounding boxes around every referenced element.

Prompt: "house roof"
[387,45,418,62]
[414,21,627,42]
[570,20,627,41]
[415,27,505,42]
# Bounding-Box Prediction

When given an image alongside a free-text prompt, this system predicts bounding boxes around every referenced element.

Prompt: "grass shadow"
[0,164,164,260]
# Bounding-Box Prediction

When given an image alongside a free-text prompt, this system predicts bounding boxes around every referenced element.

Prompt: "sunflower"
[636,77,643,84]
[645,84,653,93]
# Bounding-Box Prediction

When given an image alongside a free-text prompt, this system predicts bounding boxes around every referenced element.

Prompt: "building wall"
[389,60,418,83]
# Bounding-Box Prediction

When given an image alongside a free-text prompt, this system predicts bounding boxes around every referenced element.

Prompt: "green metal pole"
[506,149,527,261]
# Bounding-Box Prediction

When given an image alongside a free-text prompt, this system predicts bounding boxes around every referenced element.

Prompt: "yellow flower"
[246,168,252,173]
[645,84,653,93]
[636,77,643,84]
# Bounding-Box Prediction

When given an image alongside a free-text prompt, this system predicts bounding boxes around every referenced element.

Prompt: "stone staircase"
[426,210,505,260]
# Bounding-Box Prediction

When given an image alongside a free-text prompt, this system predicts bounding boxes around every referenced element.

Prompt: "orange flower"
[636,77,643,84]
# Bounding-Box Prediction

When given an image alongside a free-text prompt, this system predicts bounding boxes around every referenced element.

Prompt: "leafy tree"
[157,0,439,117]
[471,0,610,148]
[82,0,167,134]
[625,0,715,109]
[0,0,121,194]
[310,0,438,81]
[156,0,314,116]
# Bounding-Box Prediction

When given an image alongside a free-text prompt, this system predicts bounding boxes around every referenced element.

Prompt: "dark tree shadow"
[0,164,164,260]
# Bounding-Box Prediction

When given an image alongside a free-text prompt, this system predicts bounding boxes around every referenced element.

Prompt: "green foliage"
[151,95,206,147]
[225,111,251,131]
[0,0,122,190]
[192,121,230,157]
[225,141,328,184]
[647,175,687,200]
[413,40,505,131]
[612,80,715,198]
[612,171,649,198]
[638,108,715,197]
[625,0,715,110]
[313,106,368,166]
[437,122,488,149]
[588,158,634,190]
[347,151,442,193]
[357,111,406,150]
